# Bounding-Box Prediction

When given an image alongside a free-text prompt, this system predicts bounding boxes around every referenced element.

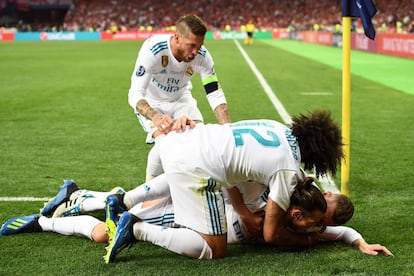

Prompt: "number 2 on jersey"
[232,128,280,147]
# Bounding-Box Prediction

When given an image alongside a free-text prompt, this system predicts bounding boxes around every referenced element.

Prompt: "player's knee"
[201,233,227,259]
[91,223,109,243]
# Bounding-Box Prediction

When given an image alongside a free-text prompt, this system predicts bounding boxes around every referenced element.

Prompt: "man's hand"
[171,115,196,132]
[240,211,264,238]
[353,239,394,256]
[152,113,174,134]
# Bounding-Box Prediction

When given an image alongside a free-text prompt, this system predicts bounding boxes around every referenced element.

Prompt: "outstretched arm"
[352,239,393,256]
[319,226,393,256]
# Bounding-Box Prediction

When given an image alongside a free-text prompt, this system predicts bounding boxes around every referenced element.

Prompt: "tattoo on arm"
[137,99,158,120]
[214,103,231,124]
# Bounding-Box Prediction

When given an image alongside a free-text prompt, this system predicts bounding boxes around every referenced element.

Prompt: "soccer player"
[128,14,231,145]
[1,110,348,261]
[0,179,393,257]
[244,20,255,45]
[100,109,346,262]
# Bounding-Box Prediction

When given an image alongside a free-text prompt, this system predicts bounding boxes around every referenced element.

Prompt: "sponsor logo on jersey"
[185,66,193,77]
[161,55,169,67]
[136,65,146,77]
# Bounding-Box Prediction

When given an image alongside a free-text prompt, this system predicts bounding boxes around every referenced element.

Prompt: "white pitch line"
[233,40,292,125]
[0,42,339,201]
[0,197,49,202]
[234,40,339,193]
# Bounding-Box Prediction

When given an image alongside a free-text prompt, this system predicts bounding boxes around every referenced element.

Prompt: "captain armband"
[203,75,227,110]
[206,88,227,111]
[202,75,219,94]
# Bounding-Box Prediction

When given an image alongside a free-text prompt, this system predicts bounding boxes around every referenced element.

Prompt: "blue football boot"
[1,214,42,235]
[104,211,139,264]
[40,179,80,216]
[105,193,127,241]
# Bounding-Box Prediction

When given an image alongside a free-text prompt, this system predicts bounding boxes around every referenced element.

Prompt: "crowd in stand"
[61,0,414,33]
[1,0,413,33]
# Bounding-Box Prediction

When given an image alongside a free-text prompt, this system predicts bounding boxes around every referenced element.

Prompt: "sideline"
[234,40,340,193]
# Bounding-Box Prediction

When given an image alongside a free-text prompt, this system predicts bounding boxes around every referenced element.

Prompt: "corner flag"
[340,0,377,195]
[342,0,377,40]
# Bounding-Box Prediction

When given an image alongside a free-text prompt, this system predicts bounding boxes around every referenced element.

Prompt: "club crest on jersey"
[185,66,193,77]
[136,65,146,77]
[161,55,169,67]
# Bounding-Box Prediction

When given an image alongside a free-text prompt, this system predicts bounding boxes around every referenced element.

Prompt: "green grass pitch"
[0,39,413,275]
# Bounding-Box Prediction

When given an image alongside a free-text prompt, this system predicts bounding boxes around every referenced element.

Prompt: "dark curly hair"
[290,110,344,177]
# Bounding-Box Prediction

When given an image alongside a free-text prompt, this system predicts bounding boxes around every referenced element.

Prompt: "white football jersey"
[159,120,302,211]
[128,34,218,110]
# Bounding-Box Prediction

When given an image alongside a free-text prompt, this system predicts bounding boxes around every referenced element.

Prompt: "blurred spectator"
[61,0,414,34]
[2,0,413,34]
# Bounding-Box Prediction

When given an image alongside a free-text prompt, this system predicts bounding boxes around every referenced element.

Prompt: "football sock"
[69,189,123,213]
[38,215,101,240]
[133,222,212,259]
[124,174,170,209]
[81,198,106,212]
[71,190,113,200]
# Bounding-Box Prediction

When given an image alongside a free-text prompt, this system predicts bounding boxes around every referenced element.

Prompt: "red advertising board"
[377,33,414,59]
[0,32,15,41]
[351,33,378,52]
[272,30,414,59]
[101,31,174,41]
[298,31,333,46]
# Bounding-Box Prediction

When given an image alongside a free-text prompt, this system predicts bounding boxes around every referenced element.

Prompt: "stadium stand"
[1,0,413,34]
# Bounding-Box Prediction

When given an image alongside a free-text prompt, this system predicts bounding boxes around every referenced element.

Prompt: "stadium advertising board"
[0,32,14,41]
[272,30,414,59]
[351,33,378,52]
[377,33,414,59]
[101,31,174,40]
[295,31,333,46]
[14,32,100,41]
[351,33,414,59]
[2,30,413,59]
[205,31,272,40]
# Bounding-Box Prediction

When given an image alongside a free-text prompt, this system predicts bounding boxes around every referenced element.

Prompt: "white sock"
[81,198,106,212]
[38,215,101,240]
[69,189,119,213]
[133,222,212,259]
[77,190,111,199]
[124,174,170,209]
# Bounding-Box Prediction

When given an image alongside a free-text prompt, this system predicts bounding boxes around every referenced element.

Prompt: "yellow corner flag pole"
[341,16,351,196]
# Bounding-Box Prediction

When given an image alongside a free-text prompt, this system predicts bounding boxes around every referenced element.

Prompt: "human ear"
[292,209,303,221]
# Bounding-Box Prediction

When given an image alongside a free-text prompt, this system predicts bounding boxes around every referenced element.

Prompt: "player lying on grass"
[105,110,345,262]
[0,178,392,258]
[3,110,349,261]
